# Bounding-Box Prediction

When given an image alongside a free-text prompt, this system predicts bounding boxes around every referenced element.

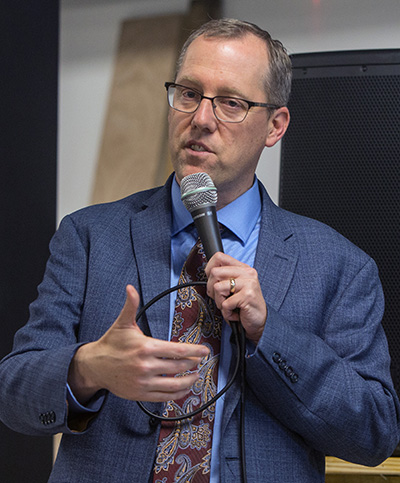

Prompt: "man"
[0,18,399,483]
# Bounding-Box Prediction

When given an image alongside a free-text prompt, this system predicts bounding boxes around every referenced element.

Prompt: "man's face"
[168,33,284,208]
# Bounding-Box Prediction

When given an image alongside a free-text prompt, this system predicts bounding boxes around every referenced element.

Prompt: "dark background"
[0,1,58,480]
[280,49,400,422]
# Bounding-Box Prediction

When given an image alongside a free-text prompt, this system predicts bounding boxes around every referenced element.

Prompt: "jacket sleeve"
[0,215,103,436]
[246,256,400,466]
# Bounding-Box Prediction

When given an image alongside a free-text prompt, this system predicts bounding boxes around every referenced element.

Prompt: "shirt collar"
[171,175,261,245]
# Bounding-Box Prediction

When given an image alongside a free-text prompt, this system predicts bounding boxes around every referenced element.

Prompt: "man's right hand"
[68,285,210,405]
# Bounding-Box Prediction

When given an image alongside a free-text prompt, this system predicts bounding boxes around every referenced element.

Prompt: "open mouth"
[190,144,208,152]
[187,142,212,153]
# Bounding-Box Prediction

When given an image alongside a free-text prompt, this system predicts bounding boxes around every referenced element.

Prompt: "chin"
[174,165,212,184]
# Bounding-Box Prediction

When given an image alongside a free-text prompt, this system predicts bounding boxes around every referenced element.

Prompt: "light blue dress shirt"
[68,176,261,481]
[170,176,261,481]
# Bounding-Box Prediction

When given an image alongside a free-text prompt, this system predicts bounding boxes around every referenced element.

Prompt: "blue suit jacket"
[0,175,399,482]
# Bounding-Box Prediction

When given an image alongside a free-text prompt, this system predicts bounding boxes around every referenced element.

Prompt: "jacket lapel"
[130,177,173,341]
[254,185,298,312]
[221,182,299,436]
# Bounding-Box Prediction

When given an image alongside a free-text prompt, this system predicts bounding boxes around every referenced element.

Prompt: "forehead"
[177,34,269,97]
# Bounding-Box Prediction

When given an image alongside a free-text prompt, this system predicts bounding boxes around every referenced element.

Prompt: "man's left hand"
[205,252,267,345]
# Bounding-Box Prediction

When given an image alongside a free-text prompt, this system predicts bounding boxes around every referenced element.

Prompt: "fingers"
[133,338,209,387]
[113,284,141,330]
[205,253,258,304]
[141,371,203,402]
[115,342,210,402]
[149,337,210,360]
[205,252,267,344]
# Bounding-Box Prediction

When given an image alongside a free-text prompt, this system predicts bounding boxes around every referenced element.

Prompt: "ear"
[265,107,290,148]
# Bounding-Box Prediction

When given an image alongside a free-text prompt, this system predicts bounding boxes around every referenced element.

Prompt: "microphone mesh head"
[180,172,218,212]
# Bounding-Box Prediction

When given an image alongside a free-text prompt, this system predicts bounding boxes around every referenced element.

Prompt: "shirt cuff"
[246,339,257,357]
[66,383,106,414]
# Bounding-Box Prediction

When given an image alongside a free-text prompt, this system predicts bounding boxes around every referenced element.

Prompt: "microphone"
[180,172,223,260]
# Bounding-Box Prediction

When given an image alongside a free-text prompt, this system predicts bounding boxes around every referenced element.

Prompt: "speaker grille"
[280,50,400,395]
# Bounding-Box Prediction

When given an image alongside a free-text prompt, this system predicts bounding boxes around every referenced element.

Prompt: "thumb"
[113,284,142,331]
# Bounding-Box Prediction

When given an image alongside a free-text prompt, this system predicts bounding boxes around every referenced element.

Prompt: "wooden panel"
[326,476,400,483]
[326,456,400,475]
[91,15,183,205]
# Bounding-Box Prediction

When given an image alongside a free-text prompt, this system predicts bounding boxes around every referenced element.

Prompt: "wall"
[59,0,190,222]
[59,0,400,221]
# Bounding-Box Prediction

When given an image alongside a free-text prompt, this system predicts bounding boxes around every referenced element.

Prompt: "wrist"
[68,342,103,405]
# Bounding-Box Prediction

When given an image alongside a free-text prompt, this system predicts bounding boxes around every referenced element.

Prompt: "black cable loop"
[135,281,241,423]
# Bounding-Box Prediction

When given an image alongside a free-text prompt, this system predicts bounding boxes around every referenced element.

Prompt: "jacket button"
[285,367,294,378]
[290,373,299,383]
[39,410,56,425]
[272,352,281,363]
[278,360,288,371]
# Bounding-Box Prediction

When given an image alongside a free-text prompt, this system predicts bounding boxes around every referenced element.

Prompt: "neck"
[215,179,255,211]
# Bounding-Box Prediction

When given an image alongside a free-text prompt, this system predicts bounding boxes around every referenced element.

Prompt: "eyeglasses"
[165,82,280,123]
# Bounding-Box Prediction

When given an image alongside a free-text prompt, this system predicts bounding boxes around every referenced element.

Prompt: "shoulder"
[67,185,165,224]
[52,182,171,252]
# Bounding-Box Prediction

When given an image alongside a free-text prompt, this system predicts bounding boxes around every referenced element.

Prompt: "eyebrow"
[175,76,248,99]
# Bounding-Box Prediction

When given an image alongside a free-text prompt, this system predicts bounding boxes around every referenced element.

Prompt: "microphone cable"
[234,317,248,483]
[135,281,248,483]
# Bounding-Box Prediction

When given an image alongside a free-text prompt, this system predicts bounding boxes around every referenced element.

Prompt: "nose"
[191,97,218,132]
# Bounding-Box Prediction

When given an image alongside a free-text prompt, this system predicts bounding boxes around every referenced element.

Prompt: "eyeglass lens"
[168,85,249,123]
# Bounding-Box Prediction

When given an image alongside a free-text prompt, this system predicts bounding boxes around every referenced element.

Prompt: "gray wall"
[59,0,400,219]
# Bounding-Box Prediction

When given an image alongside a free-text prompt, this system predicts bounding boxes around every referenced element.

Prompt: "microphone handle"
[191,205,223,260]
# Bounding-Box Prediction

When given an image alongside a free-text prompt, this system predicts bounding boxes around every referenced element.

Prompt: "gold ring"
[230,278,236,295]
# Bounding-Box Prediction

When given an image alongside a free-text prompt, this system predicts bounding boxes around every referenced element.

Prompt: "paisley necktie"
[153,238,222,482]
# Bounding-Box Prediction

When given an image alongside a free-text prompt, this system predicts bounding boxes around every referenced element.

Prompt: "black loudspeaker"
[280,50,400,396]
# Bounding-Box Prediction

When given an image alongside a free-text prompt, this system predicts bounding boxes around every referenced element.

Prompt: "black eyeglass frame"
[165,82,281,123]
